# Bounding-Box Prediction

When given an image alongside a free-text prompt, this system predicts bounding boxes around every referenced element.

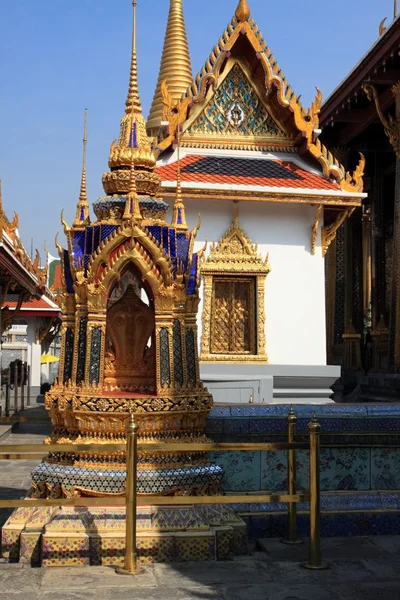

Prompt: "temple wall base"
[200,364,339,404]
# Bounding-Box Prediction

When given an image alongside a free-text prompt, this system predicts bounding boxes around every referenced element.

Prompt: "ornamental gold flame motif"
[33,0,223,499]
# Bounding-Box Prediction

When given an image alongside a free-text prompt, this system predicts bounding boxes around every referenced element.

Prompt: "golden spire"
[103,0,158,197]
[171,126,187,231]
[147,0,193,134]
[235,0,250,21]
[73,109,91,228]
[125,0,142,115]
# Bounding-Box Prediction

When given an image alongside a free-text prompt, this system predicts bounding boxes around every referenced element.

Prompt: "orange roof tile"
[156,155,341,191]
[4,296,58,310]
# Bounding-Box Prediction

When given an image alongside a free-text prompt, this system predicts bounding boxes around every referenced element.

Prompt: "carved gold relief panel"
[211,277,256,355]
[201,213,270,364]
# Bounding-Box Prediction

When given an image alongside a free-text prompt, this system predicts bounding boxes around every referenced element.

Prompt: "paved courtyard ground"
[0,536,399,599]
[0,403,399,599]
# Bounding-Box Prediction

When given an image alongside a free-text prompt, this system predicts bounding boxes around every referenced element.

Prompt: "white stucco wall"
[167,197,327,366]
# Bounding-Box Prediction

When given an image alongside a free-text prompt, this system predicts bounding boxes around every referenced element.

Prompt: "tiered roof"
[155,0,365,199]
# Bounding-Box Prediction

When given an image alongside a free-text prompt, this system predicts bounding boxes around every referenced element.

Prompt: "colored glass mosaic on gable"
[187,62,287,138]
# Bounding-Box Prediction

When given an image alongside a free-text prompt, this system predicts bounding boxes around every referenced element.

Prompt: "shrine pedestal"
[1,505,248,567]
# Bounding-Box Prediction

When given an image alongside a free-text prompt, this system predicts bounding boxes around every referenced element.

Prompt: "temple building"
[149,0,366,404]
[0,182,59,398]
[320,10,400,400]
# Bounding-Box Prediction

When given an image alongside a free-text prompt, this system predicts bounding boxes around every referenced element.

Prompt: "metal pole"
[14,363,18,414]
[27,364,31,407]
[116,412,143,576]
[5,382,9,418]
[303,414,327,569]
[281,407,302,545]
[20,363,25,412]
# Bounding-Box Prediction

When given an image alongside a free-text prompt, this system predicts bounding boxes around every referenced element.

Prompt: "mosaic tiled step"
[1,505,248,567]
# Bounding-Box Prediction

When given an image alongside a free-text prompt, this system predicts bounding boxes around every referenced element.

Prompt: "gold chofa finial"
[73,109,91,228]
[235,0,250,22]
[125,0,142,115]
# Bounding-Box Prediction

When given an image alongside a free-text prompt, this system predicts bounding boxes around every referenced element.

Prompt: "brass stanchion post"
[281,406,302,545]
[303,413,327,569]
[5,382,9,417]
[116,412,143,576]
[27,365,31,407]
[20,363,25,412]
[13,363,18,414]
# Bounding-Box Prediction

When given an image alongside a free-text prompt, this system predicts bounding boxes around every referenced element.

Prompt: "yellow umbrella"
[40,354,60,364]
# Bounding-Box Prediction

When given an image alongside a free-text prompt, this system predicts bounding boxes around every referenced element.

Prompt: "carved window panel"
[201,213,270,363]
[211,277,256,355]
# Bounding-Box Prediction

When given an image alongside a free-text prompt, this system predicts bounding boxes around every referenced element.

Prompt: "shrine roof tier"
[155,0,366,199]
[156,149,366,207]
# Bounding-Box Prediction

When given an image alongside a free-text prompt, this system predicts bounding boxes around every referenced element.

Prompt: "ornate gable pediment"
[156,2,365,195]
[202,212,270,274]
[186,62,288,144]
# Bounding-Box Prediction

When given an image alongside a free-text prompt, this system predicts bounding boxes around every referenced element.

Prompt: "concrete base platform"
[1,505,248,567]
[201,364,339,404]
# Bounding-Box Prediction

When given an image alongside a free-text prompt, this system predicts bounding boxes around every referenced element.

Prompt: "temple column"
[85,312,106,387]
[59,295,75,385]
[72,302,88,385]
[155,312,173,392]
[369,153,389,370]
[184,313,201,386]
[342,211,363,370]
[388,87,400,369]
[364,82,400,370]
[325,237,336,365]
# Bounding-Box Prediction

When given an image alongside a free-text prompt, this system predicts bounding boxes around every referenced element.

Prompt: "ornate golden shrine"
[34,0,222,499]
[201,212,270,363]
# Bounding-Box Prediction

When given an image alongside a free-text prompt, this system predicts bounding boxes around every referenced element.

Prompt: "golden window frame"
[201,213,270,363]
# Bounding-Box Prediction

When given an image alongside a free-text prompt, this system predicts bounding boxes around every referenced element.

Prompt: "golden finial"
[147,0,193,134]
[171,126,188,231]
[125,0,142,115]
[235,0,250,22]
[73,109,91,228]
[395,0,398,19]
[123,106,142,222]
[233,206,240,227]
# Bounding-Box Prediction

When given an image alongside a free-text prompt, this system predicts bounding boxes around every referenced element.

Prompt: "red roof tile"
[156,155,340,191]
[4,297,58,310]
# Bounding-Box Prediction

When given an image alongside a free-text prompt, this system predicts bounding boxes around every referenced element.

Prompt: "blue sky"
[0,0,393,257]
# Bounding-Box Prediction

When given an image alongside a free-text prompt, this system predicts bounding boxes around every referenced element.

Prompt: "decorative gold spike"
[73,109,91,228]
[171,127,188,231]
[61,209,70,235]
[123,107,142,223]
[235,0,250,22]
[125,0,142,116]
[147,0,193,134]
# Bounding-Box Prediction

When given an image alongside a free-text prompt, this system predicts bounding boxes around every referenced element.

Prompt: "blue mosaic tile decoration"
[371,448,400,489]
[209,451,261,492]
[243,511,400,541]
[259,448,370,492]
[187,62,287,138]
